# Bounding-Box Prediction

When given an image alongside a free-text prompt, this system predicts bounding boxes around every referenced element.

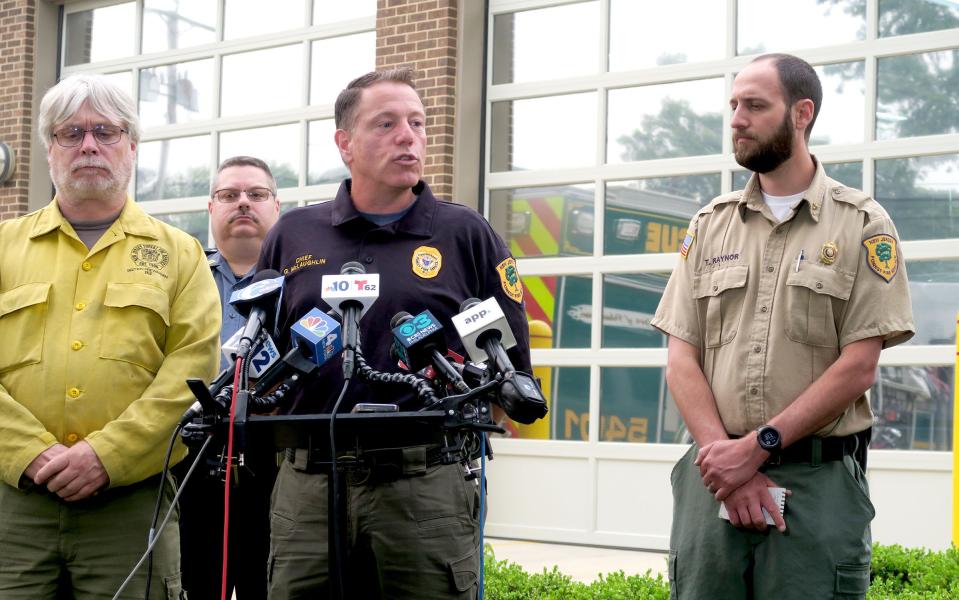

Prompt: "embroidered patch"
[679,228,695,260]
[412,246,442,279]
[496,257,523,303]
[862,234,898,283]
[128,244,170,278]
[820,241,838,265]
[282,254,326,276]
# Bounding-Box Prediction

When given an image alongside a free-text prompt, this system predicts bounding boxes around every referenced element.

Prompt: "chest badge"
[412,245,442,279]
[819,241,838,265]
[496,257,524,303]
[129,243,170,278]
[862,234,898,283]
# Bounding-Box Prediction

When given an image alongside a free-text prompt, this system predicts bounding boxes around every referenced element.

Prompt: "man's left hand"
[695,436,767,500]
[34,441,109,501]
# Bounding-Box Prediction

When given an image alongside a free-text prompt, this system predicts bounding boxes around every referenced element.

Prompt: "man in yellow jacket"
[0,74,220,598]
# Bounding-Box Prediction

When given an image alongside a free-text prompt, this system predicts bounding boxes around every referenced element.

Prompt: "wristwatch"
[757,425,782,454]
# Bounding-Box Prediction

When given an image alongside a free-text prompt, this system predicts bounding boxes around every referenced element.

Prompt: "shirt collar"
[737,156,827,224]
[331,178,436,237]
[30,196,161,240]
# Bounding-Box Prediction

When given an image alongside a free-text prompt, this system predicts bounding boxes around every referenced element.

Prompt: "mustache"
[229,210,259,224]
[71,158,112,172]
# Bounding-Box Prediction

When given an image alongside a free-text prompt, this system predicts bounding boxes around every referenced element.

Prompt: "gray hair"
[38,74,141,150]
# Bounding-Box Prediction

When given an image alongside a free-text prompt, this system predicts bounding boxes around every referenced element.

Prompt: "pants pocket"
[668,550,678,599]
[163,572,187,600]
[835,562,870,598]
[447,546,478,593]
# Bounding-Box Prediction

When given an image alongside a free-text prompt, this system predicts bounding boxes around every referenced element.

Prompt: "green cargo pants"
[0,474,184,600]
[668,444,874,600]
[268,450,481,600]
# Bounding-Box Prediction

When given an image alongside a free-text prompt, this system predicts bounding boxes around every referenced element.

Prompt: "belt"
[733,429,869,466]
[285,444,447,479]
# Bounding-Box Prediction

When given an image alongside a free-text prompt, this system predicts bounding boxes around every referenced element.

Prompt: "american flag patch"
[679,230,695,260]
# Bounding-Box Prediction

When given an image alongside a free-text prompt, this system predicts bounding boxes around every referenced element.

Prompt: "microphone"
[391,310,469,393]
[452,297,548,425]
[321,262,379,377]
[251,308,344,396]
[451,297,517,373]
[229,269,284,358]
[222,327,281,378]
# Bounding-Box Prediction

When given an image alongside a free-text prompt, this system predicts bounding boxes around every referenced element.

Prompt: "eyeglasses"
[52,125,128,148]
[212,187,276,203]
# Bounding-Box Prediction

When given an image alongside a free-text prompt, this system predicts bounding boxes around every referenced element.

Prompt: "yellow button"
[71,340,83,351]
[68,387,81,398]
[75,302,86,311]
[82,261,92,271]
[65,433,79,443]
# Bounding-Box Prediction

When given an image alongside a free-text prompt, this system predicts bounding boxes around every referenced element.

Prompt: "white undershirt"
[762,190,806,222]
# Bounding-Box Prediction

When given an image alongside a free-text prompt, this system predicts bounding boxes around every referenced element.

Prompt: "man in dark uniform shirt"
[258,67,531,599]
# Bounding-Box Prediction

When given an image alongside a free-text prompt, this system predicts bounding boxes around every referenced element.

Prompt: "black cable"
[113,435,214,600]
[143,420,187,599]
[354,346,437,406]
[328,375,351,600]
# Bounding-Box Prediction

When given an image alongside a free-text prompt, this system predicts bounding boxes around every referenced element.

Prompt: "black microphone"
[229,269,284,358]
[321,262,380,377]
[251,308,344,396]
[391,310,469,393]
[452,297,547,425]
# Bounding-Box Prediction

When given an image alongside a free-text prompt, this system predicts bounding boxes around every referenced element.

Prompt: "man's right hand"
[720,472,790,533]
[23,443,69,483]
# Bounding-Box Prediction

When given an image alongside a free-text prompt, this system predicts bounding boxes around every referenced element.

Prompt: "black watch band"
[757,425,782,454]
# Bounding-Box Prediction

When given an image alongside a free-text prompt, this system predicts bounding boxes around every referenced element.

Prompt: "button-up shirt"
[652,160,915,437]
[0,198,221,487]
[207,250,257,370]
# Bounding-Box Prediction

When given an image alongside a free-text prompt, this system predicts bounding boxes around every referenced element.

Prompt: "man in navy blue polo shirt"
[258,67,531,599]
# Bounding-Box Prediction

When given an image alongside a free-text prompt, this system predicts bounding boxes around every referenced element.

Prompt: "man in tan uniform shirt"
[651,54,914,599]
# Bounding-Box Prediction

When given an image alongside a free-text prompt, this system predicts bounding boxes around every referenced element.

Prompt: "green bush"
[482,543,959,599]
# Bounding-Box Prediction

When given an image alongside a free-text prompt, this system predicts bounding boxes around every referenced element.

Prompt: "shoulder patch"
[679,226,696,260]
[496,257,523,303]
[412,245,442,279]
[862,234,899,283]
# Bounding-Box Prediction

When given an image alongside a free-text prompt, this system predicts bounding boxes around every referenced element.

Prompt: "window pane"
[601,367,683,443]
[139,59,214,127]
[220,124,300,188]
[310,32,376,106]
[879,0,959,37]
[877,50,959,140]
[313,0,376,25]
[875,153,959,240]
[870,366,953,451]
[607,79,724,163]
[602,273,672,348]
[536,367,590,441]
[813,62,865,146]
[143,0,217,53]
[907,259,959,346]
[224,0,306,39]
[605,176,716,255]
[152,211,210,245]
[516,275,594,349]
[823,161,863,189]
[608,0,724,71]
[104,71,134,97]
[737,0,864,55]
[308,119,347,185]
[733,170,751,190]
[490,93,596,172]
[489,184,595,257]
[64,3,136,66]
[492,2,599,85]
[221,45,303,117]
[136,135,211,202]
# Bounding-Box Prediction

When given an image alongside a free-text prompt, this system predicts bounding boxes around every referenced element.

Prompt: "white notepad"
[718,486,787,525]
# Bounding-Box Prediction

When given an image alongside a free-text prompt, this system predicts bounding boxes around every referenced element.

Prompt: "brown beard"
[734,112,794,174]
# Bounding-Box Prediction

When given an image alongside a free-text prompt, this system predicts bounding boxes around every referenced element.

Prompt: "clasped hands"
[695,437,789,532]
[23,441,109,502]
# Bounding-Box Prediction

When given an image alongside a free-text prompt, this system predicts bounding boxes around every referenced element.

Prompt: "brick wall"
[0,0,36,220]
[376,0,457,201]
